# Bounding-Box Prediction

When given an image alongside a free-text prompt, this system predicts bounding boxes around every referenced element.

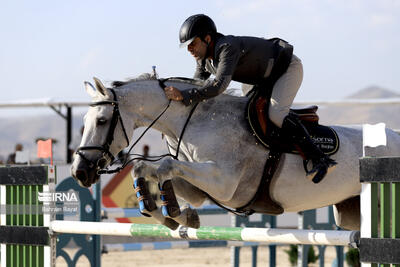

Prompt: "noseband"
[76,88,130,169]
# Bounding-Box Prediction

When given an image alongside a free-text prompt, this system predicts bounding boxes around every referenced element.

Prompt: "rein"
[77,78,198,175]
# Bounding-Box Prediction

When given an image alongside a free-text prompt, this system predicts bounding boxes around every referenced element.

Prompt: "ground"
[56,245,350,267]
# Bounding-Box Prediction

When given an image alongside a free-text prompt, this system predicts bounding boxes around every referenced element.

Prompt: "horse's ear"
[84,81,97,98]
[93,77,112,98]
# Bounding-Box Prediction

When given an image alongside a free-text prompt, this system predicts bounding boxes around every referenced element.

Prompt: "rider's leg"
[268,54,303,128]
[269,55,336,183]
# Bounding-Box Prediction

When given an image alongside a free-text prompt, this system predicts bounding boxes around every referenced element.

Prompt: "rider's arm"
[181,43,240,106]
[193,60,211,81]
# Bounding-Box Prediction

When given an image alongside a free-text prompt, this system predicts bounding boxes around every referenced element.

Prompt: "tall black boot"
[281,114,337,183]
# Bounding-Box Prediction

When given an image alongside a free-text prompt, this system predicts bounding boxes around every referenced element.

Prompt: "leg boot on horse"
[281,113,337,183]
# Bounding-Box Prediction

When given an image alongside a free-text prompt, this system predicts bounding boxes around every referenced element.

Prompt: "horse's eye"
[97,118,107,125]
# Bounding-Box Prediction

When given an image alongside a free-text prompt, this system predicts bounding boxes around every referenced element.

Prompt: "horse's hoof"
[163,218,180,230]
[181,205,200,229]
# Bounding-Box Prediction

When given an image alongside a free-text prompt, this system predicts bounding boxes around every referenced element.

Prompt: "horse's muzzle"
[71,157,100,188]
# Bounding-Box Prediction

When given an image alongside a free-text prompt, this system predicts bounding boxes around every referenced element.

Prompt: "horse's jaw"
[70,155,101,188]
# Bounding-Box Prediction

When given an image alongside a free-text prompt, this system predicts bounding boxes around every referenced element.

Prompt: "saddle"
[236,92,340,216]
[249,96,339,155]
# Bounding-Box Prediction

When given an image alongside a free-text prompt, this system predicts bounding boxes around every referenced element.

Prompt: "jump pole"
[50,220,358,247]
[103,240,263,252]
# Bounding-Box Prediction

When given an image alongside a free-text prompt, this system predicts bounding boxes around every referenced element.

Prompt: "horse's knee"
[133,161,147,177]
[333,196,360,230]
[157,158,178,180]
[133,161,157,180]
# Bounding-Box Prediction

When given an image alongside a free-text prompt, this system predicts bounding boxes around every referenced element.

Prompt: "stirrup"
[303,157,337,183]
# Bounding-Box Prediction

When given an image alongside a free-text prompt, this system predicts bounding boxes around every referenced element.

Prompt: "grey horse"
[71,75,400,230]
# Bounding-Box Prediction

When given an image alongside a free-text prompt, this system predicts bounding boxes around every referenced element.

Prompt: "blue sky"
[1,0,399,107]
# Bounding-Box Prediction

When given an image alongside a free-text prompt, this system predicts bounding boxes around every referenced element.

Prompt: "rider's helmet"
[179,14,217,48]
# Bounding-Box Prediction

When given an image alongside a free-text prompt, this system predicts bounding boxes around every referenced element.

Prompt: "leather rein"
[76,78,198,175]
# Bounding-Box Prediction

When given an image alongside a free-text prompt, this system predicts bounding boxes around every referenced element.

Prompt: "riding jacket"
[181,33,293,106]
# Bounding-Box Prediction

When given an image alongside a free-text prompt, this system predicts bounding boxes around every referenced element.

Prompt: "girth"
[236,150,284,215]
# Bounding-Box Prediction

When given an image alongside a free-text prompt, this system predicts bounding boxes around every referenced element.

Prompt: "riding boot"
[281,114,337,183]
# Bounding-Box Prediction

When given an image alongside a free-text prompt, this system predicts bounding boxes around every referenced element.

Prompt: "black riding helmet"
[179,14,217,48]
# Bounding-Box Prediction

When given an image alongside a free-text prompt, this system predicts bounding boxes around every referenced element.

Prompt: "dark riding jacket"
[181,34,293,106]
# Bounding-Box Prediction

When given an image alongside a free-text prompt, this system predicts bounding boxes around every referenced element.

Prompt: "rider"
[164,14,336,183]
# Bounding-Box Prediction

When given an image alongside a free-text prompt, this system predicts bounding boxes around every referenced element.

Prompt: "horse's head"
[71,78,133,187]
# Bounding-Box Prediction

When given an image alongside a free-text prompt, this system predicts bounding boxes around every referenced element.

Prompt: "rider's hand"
[164,86,183,101]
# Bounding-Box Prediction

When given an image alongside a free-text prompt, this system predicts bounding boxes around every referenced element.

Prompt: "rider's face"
[187,36,209,60]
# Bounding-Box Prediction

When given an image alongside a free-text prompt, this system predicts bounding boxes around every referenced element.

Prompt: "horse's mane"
[112,73,157,87]
[111,73,242,96]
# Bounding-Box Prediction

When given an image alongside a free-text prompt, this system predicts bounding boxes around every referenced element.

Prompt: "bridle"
[76,88,130,170]
[76,78,198,174]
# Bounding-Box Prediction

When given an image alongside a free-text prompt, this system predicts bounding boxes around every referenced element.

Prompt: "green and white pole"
[50,220,358,246]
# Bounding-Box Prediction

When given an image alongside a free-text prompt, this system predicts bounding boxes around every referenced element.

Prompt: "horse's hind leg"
[154,158,236,228]
[333,196,360,230]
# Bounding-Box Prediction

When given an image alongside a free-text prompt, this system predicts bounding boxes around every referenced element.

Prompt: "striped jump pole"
[50,220,359,246]
[103,240,262,252]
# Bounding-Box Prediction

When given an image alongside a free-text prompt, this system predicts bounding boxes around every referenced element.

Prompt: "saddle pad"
[303,122,339,155]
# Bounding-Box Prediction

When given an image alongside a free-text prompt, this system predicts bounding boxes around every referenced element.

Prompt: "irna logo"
[38,192,78,202]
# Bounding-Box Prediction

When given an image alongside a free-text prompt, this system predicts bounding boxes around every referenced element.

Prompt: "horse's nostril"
[97,158,107,169]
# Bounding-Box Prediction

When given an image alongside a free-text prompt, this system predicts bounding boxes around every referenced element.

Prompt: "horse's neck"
[119,80,192,138]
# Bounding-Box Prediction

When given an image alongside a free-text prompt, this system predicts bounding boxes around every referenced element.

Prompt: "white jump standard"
[359,156,400,265]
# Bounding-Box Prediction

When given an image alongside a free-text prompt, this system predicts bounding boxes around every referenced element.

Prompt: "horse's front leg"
[134,161,206,228]
[156,158,236,201]
[155,158,238,227]
[133,161,204,229]
[132,161,179,230]
[157,178,201,229]
[172,178,208,229]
